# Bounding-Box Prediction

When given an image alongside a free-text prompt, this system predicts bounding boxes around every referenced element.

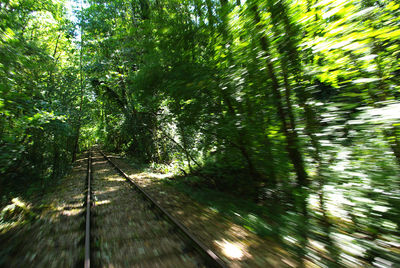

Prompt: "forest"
[1,0,400,266]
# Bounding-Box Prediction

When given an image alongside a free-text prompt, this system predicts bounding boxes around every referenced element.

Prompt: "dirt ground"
[110,155,299,268]
[0,157,87,267]
[1,153,300,267]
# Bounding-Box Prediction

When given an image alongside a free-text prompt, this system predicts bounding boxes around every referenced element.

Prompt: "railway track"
[83,150,227,268]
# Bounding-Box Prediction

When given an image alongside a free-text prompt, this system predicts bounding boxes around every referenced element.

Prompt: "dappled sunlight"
[224,224,249,240]
[214,239,246,260]
[129,172,156,187]
[146,172,175,180]
[106,177,125,182]
[0,161,86,266]
[71,194,85,200]
[54,203,81,211]
[175,210,184,216]
[0,197,33,232]
[91,166,110,174]
[309,239,327,253]
[61,208,83,216]
[3,0,400,266]
[198,211,212,221]
[86,153,211,267]
[49,199,85,219]
[94,199,111,206]
[103,173,125,182]
[94,186,121,195]
[129,171,174,182]
[131,172,151,179]
[308,190,350,220]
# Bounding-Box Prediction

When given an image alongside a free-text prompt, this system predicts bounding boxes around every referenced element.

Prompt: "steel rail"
[99,150,228,268]
[84,151,92,268]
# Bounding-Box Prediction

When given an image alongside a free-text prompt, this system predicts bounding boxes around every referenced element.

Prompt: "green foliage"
[166,177,274,237]
[1,0,400,266]
[78,0,400,265]
[0,0,85,198]
[0,198,37,226]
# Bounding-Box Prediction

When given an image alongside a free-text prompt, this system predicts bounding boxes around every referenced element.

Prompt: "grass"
[120,158,294,241]
[164,175,278,238]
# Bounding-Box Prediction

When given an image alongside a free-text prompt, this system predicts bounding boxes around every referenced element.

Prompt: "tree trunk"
[250,3,308,186]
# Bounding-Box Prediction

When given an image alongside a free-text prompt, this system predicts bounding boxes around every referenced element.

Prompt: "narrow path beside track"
[0,157,87,267]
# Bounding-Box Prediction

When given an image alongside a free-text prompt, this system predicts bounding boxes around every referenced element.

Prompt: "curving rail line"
[83,150,227,268]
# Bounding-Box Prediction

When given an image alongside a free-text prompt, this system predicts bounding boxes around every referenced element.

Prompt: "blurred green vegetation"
[1,0,400,266]
[0,0,91,202]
